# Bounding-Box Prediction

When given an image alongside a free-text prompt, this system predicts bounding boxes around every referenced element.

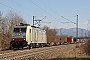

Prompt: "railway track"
[0,45,66,60]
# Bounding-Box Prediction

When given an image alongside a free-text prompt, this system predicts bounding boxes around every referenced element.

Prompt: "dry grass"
[59,48,89,58]
[0,42,89,60]
[0,39,10,50]
[26,43,90,60]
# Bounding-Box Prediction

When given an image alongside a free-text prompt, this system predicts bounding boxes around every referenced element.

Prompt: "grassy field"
[0,42,89,60]
[26,43,90,60]
[50,43,90,60]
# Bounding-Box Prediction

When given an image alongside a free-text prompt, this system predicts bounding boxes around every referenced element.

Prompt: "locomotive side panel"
[26,26,32,45]
[42,30,47,43]
[31,28,47,43]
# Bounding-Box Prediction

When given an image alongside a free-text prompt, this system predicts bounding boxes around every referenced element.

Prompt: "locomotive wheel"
[30,43,33,49]
[9,44,13,50]
[40,44,43,48]
[31,46,33,49]
[27,45,30,50]
[27,45,33,49]
[21,47,24,49]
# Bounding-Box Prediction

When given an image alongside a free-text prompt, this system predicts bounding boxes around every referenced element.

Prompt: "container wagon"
[60,35,68,45]
[67,36,74,44]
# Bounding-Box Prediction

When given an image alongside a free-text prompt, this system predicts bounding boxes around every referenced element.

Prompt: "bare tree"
[0,11,27,50]
[0,11,5,50]
[0,11,2,36]
[43,26,57,45]
[83,36,90,57]
[0,11,4,39]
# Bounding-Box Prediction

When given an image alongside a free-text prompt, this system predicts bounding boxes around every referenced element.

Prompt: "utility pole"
[76,15,79,48]
[61,15,79,58]
[32,16,46,27]
[33,16,34,26]
[60,28,62,41]
[76,15,78,38]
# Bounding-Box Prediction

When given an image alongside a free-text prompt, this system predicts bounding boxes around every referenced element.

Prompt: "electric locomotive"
[10,23,47,49]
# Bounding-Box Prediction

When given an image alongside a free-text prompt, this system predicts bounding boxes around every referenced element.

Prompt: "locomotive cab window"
[13,28,26,32]
[13,28,19,32]
[21,28,26,32]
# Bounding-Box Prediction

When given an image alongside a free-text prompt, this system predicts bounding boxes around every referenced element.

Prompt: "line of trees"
[0,11,26,50]
[0,11,58,50]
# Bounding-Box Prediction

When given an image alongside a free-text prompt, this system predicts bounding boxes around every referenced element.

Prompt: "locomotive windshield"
[14,28,19,32]
[13,28,26,32]
[21,28,26,32]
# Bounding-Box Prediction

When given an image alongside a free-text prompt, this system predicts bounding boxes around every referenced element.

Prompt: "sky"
[0,0,90,29]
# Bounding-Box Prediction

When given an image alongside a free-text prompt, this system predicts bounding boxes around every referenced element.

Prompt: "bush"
[84,37,90,57]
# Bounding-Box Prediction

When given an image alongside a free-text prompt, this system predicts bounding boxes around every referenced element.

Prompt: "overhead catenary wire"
[39,0,75,24]
[39,0,56,15]
[28,0,53,16]
[10,0,44,16]
[28,0,62,23]
[0,0,75,29]
[2,0,61,27]
[0,2,31,17]
[61,16,76,24]
[0,0,58,29]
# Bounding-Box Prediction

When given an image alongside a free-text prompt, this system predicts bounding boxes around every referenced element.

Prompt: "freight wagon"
[10,23,47,49]
[67,36,74,43]
[59,35,68,45]
[59,36,75,45]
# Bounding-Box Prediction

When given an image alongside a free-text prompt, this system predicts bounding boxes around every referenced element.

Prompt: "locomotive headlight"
[12,38,15,40]
[23,38,26,40]
[18,34,20,35]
